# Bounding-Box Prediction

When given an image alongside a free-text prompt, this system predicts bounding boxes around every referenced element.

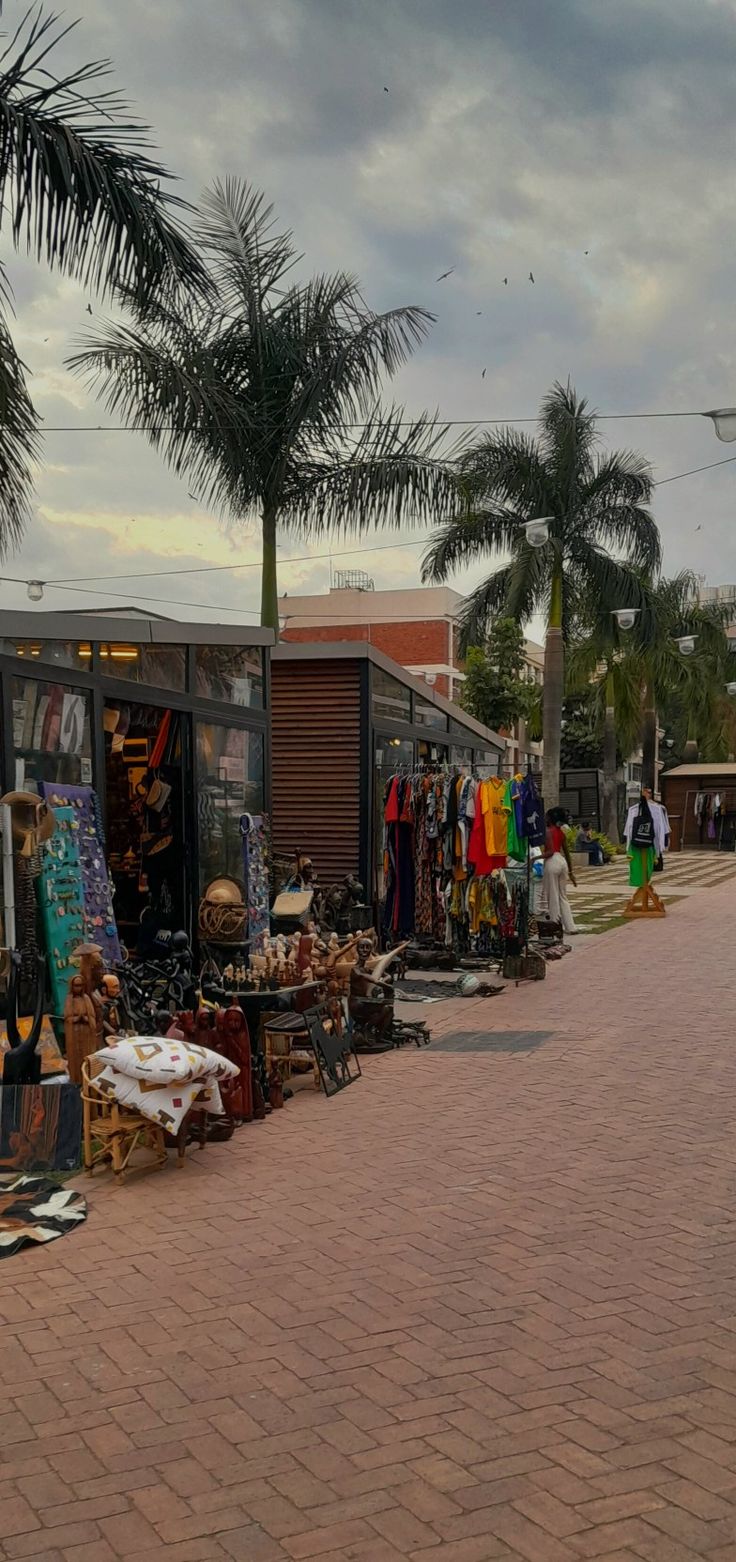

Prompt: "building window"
[99,642,186,689]
[372,667,410,723]
[1,639,90,672]
[451,745,473,768]
[195,722,264,892]
[12,677,93,789]
[414,698,447,730]
[195,646,264,708]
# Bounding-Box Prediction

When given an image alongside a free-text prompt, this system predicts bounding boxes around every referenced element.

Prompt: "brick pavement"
[2,879,736,1559]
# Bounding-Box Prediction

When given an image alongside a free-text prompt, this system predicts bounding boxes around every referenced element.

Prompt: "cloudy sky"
[4,0,736,629]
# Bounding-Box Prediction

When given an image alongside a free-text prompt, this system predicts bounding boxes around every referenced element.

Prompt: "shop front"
[0,610,272,952]
[270,642,505,906]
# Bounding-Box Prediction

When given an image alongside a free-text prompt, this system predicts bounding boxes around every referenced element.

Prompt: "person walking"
[542,807,580,933]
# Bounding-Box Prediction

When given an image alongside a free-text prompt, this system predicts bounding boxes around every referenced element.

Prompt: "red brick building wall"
[282,619,453,695]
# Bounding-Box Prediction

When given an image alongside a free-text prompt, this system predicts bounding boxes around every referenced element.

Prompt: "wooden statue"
[64,973,99,1084]
[75,942,105,1043]
[348,938,400,1052]
[215,1001,253,1122]
[100,973,124,1039]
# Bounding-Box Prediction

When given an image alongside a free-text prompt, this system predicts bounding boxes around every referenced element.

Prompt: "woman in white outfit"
[541,807,579,934]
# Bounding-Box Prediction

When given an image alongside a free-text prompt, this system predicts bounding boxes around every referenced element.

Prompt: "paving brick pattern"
[2,879,736,1558]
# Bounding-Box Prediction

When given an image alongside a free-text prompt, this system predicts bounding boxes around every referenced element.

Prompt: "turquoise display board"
[37,807,86,1017]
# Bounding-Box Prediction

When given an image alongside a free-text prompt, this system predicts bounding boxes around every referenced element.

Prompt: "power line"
[33,408,729,432]
[35,451,736,591]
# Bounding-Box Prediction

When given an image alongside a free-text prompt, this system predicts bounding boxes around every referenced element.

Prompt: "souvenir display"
[36,806,86,1016]
[240,812,270,948]
[40,784,121,965]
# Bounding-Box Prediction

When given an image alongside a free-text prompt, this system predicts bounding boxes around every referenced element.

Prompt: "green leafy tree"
[422,381,660,807]
[0,3,204,554]
[69,179,457,632]
[635,572,733,786]
[461,617,535,733]
[566,629,645,844]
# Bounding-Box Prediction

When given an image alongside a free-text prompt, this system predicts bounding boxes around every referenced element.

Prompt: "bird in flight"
[436,268,455,281]
[476,310,483,315]
[529,271,535,284]
[481,368,486,379]
[86,304,92,314]
[383,86,389,92]
[503,277,508,285]
[584,250,589,256]
[695,524,702,532]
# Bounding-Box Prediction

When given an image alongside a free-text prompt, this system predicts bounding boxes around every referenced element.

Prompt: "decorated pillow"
[94,1067,226,1133]
[94,1037,239,1085]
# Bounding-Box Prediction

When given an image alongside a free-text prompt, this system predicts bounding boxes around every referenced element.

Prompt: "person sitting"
[574,820,604,867]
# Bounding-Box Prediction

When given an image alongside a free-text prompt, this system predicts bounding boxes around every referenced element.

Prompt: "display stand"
[624,878,666,918]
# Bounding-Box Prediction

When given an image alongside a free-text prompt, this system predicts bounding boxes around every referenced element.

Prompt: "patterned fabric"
[0,1174,86,1258]
[92,1037,240,1134]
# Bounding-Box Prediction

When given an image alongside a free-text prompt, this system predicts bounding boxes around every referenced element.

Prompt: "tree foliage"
[69,178,458,630]
[0,2,204,556]
[461,617,536,733]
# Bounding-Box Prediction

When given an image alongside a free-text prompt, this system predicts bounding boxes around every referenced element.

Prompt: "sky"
[3,0,736,630]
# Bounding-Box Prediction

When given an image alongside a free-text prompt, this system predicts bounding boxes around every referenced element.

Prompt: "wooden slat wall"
[271,659,362,882]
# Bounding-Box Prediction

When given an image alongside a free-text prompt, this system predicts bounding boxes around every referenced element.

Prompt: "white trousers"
[542,852,578,933]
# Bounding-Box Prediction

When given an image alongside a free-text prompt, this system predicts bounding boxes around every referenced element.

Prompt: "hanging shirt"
[482,776,510,859]
[505,777,525,861]
[520,774,545,846]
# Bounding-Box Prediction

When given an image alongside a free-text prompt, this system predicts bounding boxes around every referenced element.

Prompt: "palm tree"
[566,627,645,844]
[0,4,204,556]
[636,573,733,785]
[68,179,457,632]
[422,382,660,808]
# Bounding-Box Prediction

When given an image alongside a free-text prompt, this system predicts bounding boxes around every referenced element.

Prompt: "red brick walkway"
[3,880,736,1559]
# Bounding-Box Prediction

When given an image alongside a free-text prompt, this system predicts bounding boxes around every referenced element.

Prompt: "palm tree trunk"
[601,666,619,844]
[261,507,279,637]
[641,678,657,791]
[542,556,564,809]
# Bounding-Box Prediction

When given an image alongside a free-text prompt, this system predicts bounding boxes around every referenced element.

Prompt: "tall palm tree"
[566,626,645,843]
[636,572,732,785]
[422,382,660,808]
[68,179,457,632]
[0,3,204,556]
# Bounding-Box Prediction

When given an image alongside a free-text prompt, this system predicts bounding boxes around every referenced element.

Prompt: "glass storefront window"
[474,748,499,772]
[196,722,264,891]
[11,677,92,790]
[451,745,473,768]
[372,667,410,723]
[418,738,448,766]
[195,646,264,708]
[99,643,186,690]
[1,639,90,672]
[414,698,447,731]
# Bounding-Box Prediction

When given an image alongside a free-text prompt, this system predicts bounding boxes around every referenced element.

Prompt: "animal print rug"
[0,1175,87,1258]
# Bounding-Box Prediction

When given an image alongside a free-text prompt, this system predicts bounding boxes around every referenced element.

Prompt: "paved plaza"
[2,863,736,1559]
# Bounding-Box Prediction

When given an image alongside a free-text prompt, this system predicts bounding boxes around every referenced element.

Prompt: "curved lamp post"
[524,517,552,548]
[705,408,736,442]
[674,634,698,656]
[612,607,640,631]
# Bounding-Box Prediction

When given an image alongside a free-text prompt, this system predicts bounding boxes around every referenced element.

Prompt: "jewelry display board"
[39,784,121,965]
[240,812,270,949]
[37,807,86,1016]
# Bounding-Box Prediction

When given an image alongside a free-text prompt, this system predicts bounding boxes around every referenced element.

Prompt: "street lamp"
[612,608,639,631]
[726,681,736,695]
[705,408,736,442]
[524,517,552,548]
[675,634,697,656]
[26,580,44,602]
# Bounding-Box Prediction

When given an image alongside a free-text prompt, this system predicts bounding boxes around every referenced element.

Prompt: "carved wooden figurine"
[64,973,99,1084]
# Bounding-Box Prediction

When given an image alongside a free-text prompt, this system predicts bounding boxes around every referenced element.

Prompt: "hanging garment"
[628,845,655,886]
[468,782,504,874]
[505,777,525,861]
[521,774,546,846]
[482,777,510,859]
[414,780,434,935]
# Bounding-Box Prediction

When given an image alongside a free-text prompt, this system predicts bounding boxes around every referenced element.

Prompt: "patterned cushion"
[94,1066,226,1133]
[94,1037,239,1085]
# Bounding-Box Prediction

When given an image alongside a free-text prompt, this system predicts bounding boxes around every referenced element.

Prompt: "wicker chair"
[81,1057,168,1179]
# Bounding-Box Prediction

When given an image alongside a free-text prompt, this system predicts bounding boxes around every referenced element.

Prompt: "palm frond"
[0,310,40,554]
[456,565,517,651]
[420,504,525,583]
[539,378,597,490]
[0,4,205,301]
[458,426,548,513]
[284,407,458,535]
[197,178,299,310]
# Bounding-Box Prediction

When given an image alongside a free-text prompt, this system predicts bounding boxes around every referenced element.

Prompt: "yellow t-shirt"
[482,776,510,858]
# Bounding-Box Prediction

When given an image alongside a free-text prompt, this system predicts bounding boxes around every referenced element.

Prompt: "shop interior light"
[675,634,697,656]
[99,644,139,661]
[26,580,44,601]
[705,408,736,442]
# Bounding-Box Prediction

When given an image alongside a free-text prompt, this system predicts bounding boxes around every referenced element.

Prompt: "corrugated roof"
[662,763,736,776]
